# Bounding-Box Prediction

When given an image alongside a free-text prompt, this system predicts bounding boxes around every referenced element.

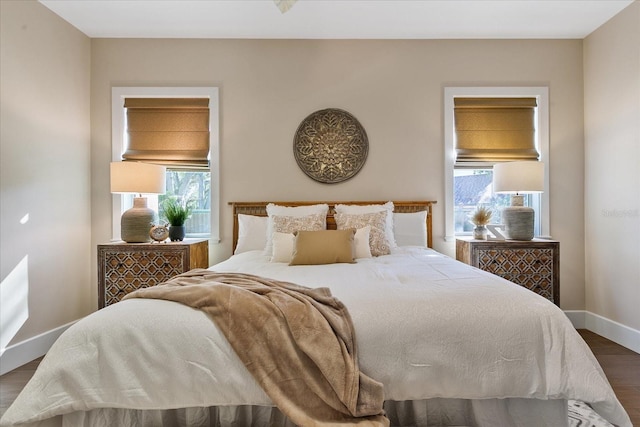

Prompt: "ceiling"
[39,0,634,40]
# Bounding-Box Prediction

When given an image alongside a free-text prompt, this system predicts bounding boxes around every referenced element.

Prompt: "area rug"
[568,400,615,427]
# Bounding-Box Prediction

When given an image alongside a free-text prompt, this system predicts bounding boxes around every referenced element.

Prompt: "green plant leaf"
[162,197,192,226]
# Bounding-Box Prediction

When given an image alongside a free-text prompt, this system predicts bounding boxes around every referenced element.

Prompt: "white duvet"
[0,248,631,427]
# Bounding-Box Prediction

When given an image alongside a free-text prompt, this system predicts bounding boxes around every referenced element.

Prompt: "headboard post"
[229,200,436,252]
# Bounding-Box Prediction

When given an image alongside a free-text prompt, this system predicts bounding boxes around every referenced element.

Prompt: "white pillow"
[393,211,428,247]
[271,232,296,263]
[353,226,372,259]
[234,214,268,254]
[264,203,329,255]
[334,202,397,249]
[266,203,329,217]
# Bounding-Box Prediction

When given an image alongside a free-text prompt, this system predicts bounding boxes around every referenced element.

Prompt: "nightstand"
[456,237,559,306]
[98,239,209,308]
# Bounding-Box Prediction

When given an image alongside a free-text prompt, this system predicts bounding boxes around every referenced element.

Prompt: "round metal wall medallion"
[293,108,369,184]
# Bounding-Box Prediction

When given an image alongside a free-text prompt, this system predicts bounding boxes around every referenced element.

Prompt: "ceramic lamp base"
[121,197,158,243]
[502,206,534,240]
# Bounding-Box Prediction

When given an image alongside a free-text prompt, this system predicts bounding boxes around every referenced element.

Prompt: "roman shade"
[123,98,210,169]
[454,97,539,165]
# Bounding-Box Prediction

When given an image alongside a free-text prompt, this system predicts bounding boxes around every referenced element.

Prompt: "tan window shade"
[454,97,538,165]
[123,98,210,169]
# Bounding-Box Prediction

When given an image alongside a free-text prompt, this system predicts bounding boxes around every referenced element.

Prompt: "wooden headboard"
[229,200,436,251]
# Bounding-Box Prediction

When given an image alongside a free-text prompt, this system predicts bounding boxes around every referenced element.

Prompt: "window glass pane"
[158,170,211,237]
[454,168,535,234]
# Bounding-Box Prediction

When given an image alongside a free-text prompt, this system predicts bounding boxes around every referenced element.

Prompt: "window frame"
[444,87,550,241]
[111,86,220,242]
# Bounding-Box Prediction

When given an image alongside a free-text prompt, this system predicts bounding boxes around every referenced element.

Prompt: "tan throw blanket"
[124,270,389,427]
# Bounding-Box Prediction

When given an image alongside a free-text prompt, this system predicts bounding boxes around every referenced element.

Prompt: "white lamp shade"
[493,161,544,194]
[110,162,166,194]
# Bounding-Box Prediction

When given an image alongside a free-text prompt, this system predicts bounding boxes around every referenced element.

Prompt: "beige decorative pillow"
[289,229,356,266]
[335,210,390,256]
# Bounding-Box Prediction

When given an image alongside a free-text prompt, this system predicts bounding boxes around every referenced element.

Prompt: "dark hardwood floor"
[577,329,640,426]
[1,330,638,424]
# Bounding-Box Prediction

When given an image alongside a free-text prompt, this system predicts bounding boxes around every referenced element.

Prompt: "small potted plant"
[162,198,192,241]
[470,206,492,240]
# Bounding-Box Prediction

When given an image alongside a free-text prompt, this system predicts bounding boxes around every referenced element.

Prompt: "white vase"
[473,225,488,240]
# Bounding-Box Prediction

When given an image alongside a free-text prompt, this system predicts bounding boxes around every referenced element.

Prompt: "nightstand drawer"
[98,239,209,308]
[477,248,554,273]
[456,238,559,305]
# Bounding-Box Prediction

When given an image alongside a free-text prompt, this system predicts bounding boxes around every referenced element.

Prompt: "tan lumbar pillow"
[289,229,356,265]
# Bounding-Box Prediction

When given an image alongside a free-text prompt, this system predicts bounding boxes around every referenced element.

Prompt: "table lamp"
[110,162,166,243]
[492,161,544,241]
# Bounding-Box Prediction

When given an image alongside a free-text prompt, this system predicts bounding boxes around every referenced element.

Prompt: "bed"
[0,200,631,427]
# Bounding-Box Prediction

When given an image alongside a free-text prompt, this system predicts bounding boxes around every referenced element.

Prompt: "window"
[158,170,210,237]
[111,87,220,242]
[123,97,210,237]
[453,168,538,235]
[444,87,550,241]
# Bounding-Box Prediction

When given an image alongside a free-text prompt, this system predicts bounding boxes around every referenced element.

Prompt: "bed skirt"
[18,398,569,427]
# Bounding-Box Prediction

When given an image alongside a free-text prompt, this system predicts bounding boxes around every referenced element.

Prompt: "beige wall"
[91,38,587,309]
[0,1,92,345]
[584,2,640,330]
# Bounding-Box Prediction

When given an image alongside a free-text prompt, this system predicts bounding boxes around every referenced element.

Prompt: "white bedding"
[0,247,631,427]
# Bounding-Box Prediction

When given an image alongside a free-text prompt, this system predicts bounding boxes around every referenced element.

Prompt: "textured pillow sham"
[234,214,269,254]
[335,210,390,256]
[289,229,356,266]
[264,203,329,255]
[393,211,428,247]
[334,202,397,249]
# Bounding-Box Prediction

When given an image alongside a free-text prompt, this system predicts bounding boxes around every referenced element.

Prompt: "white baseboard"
[564,310,640,354]
[0,321,76,375]
[563,310,586,328]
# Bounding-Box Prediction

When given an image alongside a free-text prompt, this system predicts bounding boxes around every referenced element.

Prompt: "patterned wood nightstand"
[98,239,209,308]
[456,238,560,306]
